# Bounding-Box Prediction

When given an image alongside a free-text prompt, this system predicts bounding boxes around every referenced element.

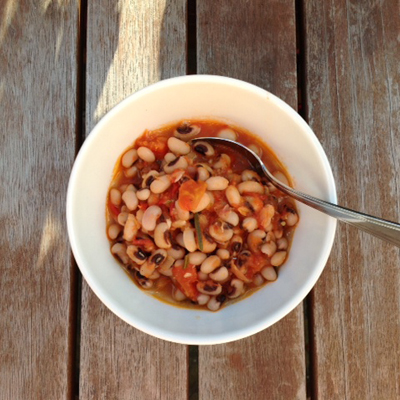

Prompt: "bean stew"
[106,120,299,311]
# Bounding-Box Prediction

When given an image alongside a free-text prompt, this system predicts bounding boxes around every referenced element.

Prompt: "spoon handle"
[268,175,400,247]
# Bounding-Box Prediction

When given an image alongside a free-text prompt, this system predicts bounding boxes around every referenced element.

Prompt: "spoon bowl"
[193,137,400,247]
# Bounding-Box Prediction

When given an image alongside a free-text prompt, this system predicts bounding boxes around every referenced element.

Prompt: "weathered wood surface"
[3,0,400,398]
[0,1,78,399]
[304,0,400,398]
[79,1,189,399]
[197,2,307,399]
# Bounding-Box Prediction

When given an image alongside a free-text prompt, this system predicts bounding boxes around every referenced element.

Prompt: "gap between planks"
[295,0,314,399]
[187,1,199,399]
[71,0,88,399]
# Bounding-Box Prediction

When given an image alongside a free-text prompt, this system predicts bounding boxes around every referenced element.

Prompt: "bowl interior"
[67,75,337,345]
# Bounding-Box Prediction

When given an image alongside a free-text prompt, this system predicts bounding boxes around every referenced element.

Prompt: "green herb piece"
[183,254,189,269]
[194,213,203,251]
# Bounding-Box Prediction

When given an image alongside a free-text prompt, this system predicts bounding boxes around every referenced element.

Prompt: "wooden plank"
[304,0,400,398]
[0,1,79,399]
[80,1,188,399]
[197,2,307,399]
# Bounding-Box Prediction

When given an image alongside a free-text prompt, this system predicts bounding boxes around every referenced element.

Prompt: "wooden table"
[2,1,400,399]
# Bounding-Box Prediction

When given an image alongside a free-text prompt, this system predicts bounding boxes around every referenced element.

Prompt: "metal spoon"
[192,137,400,247]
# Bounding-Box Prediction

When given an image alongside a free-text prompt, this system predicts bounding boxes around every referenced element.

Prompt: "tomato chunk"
[178,179,207,212]
[246,253,268,278]
[135,131,169,158]
[172,263,199,301]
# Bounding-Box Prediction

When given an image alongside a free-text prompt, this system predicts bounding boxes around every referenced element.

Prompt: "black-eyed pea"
[117,212,129,226]
[136,271,153,289]
[266,231,275,242]
[122,189,138,211]
[136,188,150,201]
[209,221,234,243]
[175,232,185,248]
[154,222,172,249]
[213,154,231,169]
[124,165,138,178]
[237,181,264,194]
[271,251,287,267]
[206,176,229,191]
[188,251,207,265]
[198,271,209,281]
[192,192,211,213]
[135,209,144,224]
[209,266,229,282]
[241,169,261,182]
[137,146,156,163]
[216,248,230,260]
[110,188,121,206]
[193,141,215,157]
[141,205,162,231]
[217,128,237,141]
[259,205,275,230]
[227,279,245,299]
[167,245,186,260]
[272,171,289,186]
[217,206,239,226]
[141,170,159,188]
[225,185,242,207]
[173,287,187,301]
[150,175,172,194]
[164,152,177,163]
[196,165,211,181]
[277,237,288,250]
[253,273,264,286]
[261,241,277,257]
[197,280,222,295]
[139,261,156,278]
[175,200,190,221]
[207,296,222,311]
[126,245,148,265]
[197,294,210,305]
[158,256,175,276]
[164,156,188,173]
[199,233,217,253]
[183,227,197,252]
[149,270,161,280]
[200,255,221,274]
[261,266,277,281]
[121,148,138,168]
[107,224,121,240]
[247,229,266,253]
[286,211,299,226]
[229,235,243,255]
[123,214,140,241]
[167,136,191,155]
[248,144,262,157]
[111,243,129,264]
[173,123,201,140]
[242,217,258,232]
[171,220,188,229]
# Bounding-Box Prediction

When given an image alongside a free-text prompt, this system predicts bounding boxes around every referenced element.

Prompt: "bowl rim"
[67,74,337,344]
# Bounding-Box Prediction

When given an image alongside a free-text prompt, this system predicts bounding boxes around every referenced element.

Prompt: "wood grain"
[80,1,188,399]
[0,1,78,399]
[304,0,400,398]
[197,1,307,399]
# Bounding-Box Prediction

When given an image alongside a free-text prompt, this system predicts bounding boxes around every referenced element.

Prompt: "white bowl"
[67,75,337,345]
